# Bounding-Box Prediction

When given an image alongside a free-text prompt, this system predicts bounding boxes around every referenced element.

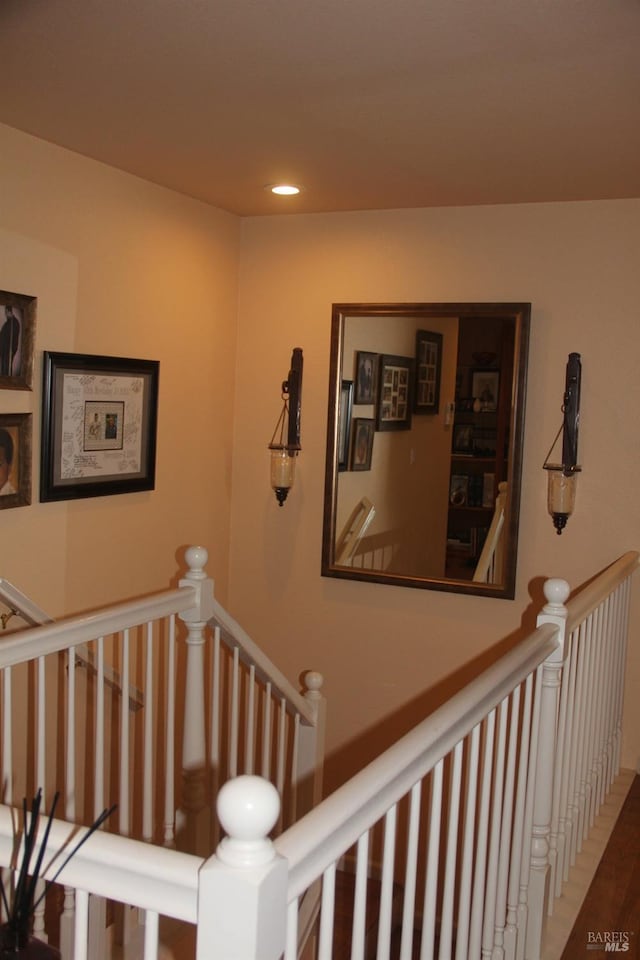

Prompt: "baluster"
[421,759,443,958]
[197,775,287,960]
[441,742,463,960]
[143,622,154,842]
[469,710,496,958]
[261,681,273,779]
[209,626,221,846]
[482,698,508,960]
[504,674,534,960]
[275,697,287,833]
[2,666,12,803]
[493,686,521,959]
[32,656,46,940]
[455,725,480,960]
[400,782,422,960]
[230,646,240,778]
[163,615,176,847]
[318,862,336,960]
[568,622,588,868]
[178,546,214,855]
[377,804,397,960]
[245,664,256,774]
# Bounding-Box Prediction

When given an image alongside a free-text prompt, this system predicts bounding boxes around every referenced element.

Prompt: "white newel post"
[525,578,569,960]
[197,775,288,960]
[296,671,326,817]
[178,546,215,855]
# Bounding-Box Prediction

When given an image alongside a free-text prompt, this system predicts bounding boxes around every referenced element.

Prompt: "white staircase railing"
[0,551,634,959]
[0,545,325,955]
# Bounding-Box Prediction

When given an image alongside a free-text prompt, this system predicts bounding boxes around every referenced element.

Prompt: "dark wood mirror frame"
[321,303,531,599]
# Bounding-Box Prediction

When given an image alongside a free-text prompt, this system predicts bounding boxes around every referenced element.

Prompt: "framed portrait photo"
[0,413,32,510]
[354,351,377,404]
[351,418,375,471]
[376,354,414,431]
[0,290,37,391]
[414,329,442,414]
[40,352,159,502]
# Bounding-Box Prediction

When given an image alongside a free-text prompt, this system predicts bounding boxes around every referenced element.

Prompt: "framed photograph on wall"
[351,418,375,471]
[0,290,37,391]
[354,351,377,404]
[0,413,32,509]
[471,369,500,412]
[376,354,414,431]
[338,379,353,471]
[414,329,442,414]
[40,352,159,502]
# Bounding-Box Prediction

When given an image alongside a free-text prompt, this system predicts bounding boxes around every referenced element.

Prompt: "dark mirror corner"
[321,303,531,599]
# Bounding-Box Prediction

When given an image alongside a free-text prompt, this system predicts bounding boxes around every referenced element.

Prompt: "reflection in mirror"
[322,304,530,599]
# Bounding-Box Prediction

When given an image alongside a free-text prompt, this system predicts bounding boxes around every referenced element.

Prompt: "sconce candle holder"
[543,352,582,534]
[268,348,303,506]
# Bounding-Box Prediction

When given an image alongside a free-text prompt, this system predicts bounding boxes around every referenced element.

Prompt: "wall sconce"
[543,352,582,534]
[268,348,303,506]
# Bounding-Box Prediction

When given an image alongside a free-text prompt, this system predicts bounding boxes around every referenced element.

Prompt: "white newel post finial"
[178,546,215,854]
[196,776,288,960]
[525,577,570,959]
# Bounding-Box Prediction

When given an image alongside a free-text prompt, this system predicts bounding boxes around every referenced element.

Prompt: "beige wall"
[0,123,240,613]
[231,201,640,790]
[2,122,639,795]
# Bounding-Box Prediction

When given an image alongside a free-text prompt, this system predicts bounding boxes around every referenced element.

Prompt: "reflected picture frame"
[0,413,32,510]
[414,329,442,414]
[351,418,375,471]
[0,290,37,391]
[376,354,414,431]
[471,369,500,412]
[355,351,377,404]
[338,379,353,471]
[41,351,159,502]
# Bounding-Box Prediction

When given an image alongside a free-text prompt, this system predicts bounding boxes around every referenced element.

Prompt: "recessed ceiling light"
[266,183,303,196]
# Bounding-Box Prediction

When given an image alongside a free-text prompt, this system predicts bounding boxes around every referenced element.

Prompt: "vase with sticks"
[0,790,115,959]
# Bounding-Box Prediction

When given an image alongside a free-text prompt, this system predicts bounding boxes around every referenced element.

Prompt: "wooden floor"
[332,775,640,960]
[560,774,640,959]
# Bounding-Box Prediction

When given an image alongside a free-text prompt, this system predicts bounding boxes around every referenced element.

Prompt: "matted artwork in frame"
[40,352,159,502]
[351,418,375,471]
[0,290,37,391]
[414,329,442,414]
[376,354,414,431]
[0,412,32,509]
[338,379,353,471]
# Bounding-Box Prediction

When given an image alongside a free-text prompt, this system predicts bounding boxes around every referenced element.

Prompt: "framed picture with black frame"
[376,354,414,431]
[0,290,37,391]
[354,351,377,404]
[40,351,159,502]
[0,412,32,509]
[351,418,375,471]
[414,329,442,414]
[471,369,500,412]
[338,379,353,471]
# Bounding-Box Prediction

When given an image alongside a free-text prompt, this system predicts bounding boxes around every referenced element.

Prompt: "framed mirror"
[321,303,530,599]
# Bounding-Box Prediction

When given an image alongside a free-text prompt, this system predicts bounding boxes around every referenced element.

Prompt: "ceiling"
[1,0,639,217]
